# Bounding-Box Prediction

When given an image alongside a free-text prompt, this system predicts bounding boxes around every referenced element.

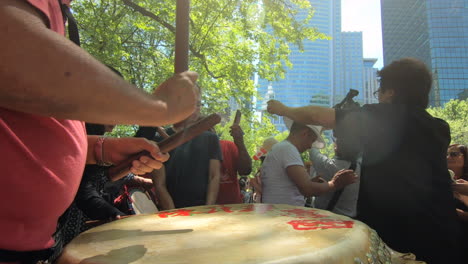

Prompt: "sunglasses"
[447,152,462,158]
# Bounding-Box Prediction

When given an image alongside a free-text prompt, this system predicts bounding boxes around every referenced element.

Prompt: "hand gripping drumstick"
[108,113,221,181]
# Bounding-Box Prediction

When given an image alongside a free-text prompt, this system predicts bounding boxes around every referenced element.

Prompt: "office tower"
[334,32,365,105]
[381,0,468,106]
[257,0,342,131]
[363,58,379,104]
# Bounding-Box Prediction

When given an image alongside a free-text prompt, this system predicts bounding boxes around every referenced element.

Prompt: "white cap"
[262,137,279,152]
[283,116,325,149]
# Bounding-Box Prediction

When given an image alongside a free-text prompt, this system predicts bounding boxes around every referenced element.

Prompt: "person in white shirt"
[261,117,357,206]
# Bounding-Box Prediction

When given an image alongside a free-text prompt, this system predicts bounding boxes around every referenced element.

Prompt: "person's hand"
[453,179,468,196]
[330,169,358,190]
[267,100,287,116]
[230,124,244,142]
[104,137,169,175]
[153,71,199,124]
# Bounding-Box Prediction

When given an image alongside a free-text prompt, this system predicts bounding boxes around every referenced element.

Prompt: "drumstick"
[108,114,221,181]
[233,110,241,125]
[156,126,170,139]
[175,0,190,73]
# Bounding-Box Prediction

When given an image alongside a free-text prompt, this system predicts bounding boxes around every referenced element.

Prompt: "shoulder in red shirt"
[0,0,87,251]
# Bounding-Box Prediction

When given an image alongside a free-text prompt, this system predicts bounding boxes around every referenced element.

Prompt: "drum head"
[57,204,424,264]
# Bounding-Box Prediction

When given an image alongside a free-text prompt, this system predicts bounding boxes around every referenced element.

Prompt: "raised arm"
[230,125,252,176]
[0,0,197,126]
[267,100,336,128]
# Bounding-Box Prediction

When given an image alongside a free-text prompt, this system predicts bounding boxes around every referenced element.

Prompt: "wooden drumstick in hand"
[156,126,170,139]
[233,110,241,125]
[108,114,221,181]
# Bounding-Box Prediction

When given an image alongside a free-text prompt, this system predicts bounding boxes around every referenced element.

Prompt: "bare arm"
[230,125,252,175]
[287,165,334,197]
[250,171,262,193]
[151,167,175,210]
[0,0,197,126]
[267,100,336,128]
[206,159,221,205]
[287,166,357,197]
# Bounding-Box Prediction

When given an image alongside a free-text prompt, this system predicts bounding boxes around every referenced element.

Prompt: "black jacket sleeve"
[75,167,125,220]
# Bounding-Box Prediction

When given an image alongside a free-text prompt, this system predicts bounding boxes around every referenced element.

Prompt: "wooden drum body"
[58,204,424,264]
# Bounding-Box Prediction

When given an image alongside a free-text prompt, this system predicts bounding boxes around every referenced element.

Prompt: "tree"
[427,99,468,144]
[71,0,332,176]
[71,0,328,133]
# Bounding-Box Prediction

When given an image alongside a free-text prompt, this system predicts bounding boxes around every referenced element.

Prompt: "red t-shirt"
[0,0,87,251]
[216,140,242,204]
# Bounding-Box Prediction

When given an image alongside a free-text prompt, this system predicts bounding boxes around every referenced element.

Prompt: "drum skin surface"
[57,204,423,264]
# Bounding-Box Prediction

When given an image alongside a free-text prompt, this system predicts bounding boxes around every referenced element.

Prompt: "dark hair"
[377,57,432,108]
[450,144,468,180]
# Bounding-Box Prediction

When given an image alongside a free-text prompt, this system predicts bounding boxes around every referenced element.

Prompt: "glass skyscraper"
[381,0,468,106]
[256,0,369,131]
[363,58,379,105]
[334,32,365,105]
[256,0,342,131]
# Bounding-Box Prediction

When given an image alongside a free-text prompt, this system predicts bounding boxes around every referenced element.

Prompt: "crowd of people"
[266,58,468,264]
[0,1,466,264]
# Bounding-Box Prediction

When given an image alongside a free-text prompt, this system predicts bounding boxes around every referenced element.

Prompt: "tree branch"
[121,0,225,79]
[121,0,175,33]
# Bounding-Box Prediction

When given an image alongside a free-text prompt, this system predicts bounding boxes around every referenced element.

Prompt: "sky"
[341,0,384,69]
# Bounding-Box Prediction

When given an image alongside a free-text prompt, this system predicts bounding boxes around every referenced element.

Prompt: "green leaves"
[427,99,468,144]
[71,0,329,153]
[72,0,327,109]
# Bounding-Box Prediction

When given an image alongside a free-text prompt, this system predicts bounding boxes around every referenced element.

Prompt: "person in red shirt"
[216,124,252,204]
[0,0,198,262]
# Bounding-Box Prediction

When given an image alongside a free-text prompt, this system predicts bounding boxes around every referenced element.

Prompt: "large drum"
[57,204,424,264]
